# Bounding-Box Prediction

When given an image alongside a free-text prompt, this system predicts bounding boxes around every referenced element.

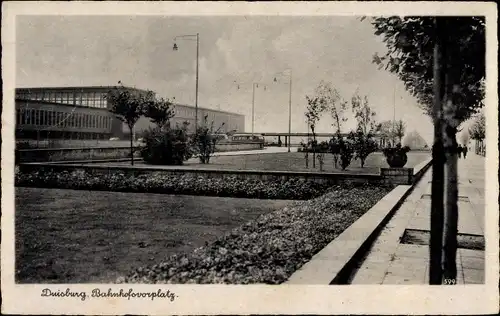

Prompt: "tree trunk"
[129,124,134,166]
[312,128,316,169]
[443,125,458,282]
[429,16,446,285]
[441,27,459,282]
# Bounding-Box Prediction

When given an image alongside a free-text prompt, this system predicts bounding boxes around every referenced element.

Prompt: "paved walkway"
[351,153,485,284]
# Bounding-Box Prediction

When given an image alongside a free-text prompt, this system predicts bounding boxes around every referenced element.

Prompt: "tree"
[459,131,470,147]
[377,120,395,148]
[351,93,379,167]
[369,16,485,283]
[393,119,406,144]
[144,97,175,129]
[192,115,225,164]
[305,82,329,168]
[469,113,485,154]
[106,84,155,165]
[322,83,349,168]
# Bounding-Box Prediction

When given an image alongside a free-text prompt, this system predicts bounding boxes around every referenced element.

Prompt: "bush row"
[15,168,345,200]
[118,184,393,284]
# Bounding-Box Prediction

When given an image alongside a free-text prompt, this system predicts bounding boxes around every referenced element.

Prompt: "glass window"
[21,110,26,124]
[29,109,34,125]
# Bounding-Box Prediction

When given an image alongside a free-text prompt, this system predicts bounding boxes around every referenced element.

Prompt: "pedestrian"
[457,145,462,158]
[463,145,468,159]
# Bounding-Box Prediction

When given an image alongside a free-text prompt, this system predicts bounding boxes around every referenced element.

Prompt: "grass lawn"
[105,151,429,174]
[15,187,295,283]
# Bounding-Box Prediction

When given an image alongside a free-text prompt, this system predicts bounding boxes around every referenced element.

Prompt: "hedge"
[15,168,350,200]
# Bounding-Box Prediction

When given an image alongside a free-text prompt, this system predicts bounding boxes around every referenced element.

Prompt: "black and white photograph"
[2,1,498,315]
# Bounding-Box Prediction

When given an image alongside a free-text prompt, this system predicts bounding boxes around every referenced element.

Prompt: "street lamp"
[234,81,267,136]
[173,33,199,132]
[273,68,293,152]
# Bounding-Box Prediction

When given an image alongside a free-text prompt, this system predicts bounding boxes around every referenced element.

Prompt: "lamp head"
[173,43,178,51]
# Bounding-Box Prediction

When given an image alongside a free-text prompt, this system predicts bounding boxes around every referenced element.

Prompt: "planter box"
[380,167,414,185]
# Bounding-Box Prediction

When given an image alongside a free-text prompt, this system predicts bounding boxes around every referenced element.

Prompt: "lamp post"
[273,69,292,152]
[234,81,267,136]
[173,33,199,132]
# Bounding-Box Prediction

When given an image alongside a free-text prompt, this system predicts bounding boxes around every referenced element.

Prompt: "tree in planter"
[192,115,225,164]
[106,84,155,165]
[351,93,379,168]
[370,16,485,283]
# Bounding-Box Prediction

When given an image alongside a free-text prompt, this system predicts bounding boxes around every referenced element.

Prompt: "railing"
[15,146,142,163]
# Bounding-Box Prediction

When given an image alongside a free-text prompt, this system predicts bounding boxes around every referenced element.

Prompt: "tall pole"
[430,17,445,285]
[195,33,199,132]
[252,83,256,136]
[288,70,292,153]
[393,86,396,145]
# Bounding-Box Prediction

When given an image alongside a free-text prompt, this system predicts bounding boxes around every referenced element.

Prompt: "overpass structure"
[258,132,384,147]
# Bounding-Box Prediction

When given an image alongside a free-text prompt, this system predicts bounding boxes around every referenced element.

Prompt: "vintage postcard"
[1,1,498,315]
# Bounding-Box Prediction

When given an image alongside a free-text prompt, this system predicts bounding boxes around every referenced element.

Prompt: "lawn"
[106,151,430,174]
[15,187,295,283]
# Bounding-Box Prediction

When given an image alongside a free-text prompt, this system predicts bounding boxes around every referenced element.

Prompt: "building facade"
[15,86,245,141]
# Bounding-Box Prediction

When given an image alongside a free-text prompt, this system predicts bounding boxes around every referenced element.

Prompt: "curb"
[285,159,433,285]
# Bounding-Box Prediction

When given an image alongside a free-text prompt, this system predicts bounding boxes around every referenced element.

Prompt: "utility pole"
[288,69,292,152]
[195,33,199,131]
[393,86,396,145]
[252,83,256,136]
[430,16,446,285]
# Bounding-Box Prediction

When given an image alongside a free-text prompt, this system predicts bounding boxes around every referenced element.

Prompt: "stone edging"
[285,159,432,284]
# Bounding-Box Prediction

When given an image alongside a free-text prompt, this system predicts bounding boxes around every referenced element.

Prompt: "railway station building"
[14,86,245,141]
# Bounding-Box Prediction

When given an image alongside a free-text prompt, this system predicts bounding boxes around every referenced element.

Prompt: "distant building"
[402,130,428,149]
[15,86,245,141]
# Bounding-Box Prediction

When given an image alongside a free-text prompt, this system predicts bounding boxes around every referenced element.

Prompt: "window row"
[16,91,108,109]
[175,107,196,118]
[17,109,112,130]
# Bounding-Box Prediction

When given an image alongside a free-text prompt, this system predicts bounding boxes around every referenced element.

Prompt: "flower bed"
[118,184,393,284]
[15,168,344,200]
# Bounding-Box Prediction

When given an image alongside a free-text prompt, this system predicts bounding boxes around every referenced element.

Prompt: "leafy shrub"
[191,116,225,164]
[336,134,355,170]
[382,143,411,157]
[140,125,192,165]
[350,131,379,168]
[119,184,393,284]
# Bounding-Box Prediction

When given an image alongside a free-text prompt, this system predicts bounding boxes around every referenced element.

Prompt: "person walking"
[463,145,468,159]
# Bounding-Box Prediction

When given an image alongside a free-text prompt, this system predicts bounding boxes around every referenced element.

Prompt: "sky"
[16,15,435,143]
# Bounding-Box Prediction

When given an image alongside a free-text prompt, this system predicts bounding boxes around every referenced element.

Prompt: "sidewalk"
[351,153,485,284]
